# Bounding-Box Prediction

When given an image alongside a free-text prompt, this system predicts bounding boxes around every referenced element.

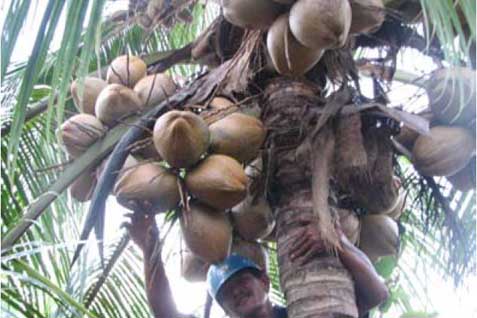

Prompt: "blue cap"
[206,254,261,300]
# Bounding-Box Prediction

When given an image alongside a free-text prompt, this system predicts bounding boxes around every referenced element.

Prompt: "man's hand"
[289,214,327,265]
[123,211,158,253]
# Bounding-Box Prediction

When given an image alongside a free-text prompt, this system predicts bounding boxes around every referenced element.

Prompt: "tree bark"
[262,79,358,318]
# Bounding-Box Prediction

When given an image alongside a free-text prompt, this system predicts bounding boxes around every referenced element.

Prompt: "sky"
[1,1,476,318]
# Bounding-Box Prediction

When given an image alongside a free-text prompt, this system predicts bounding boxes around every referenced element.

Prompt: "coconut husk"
[153,110,210,168]
[58,114,105,158]
[180,248,210,282]
[106,55,147,87]
[133,73,176,107]
[447,157,476,192]
[69,169,97,202]
[114,162,180,213]
[180,201,232,263]
[221,0,282,30]
[359,215,399,263]
[289,0,352,49]
[95,84,143,126]
[232,195,275,241]
[349,0,385,34]
[70,77,108,115]
[129,135,162,161]
[412,125,475,177]
[426,67,476,128]
[185,154,248,210]
[337,208,360,245]
[231,239,267,270]
[209,112,266,163]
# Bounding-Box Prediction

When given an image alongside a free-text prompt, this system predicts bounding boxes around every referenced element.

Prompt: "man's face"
[218,270,270,317]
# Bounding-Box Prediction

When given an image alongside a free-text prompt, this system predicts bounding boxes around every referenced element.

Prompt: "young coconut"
[106,55,147,87]
[221,0,282,30]
[70,77,108,115]
[232,195,275,241]
[180,248,210,282]
[349,0,385,34]
[289,0,352,49]
[180,201,232,263]
[95,84,143,126]
[267,13,324,76]
[153,110,210,168]
[69,169,97,202]
[185,154,248,210]
[209,112,266,163]
[58,114,105,158]
[412,126,475,177]
[359,215,399,263]
[337,208,360,245]
[133,73,176,107]
[446,157,476,192]
[113,162,180,213]
[231,239,267,270]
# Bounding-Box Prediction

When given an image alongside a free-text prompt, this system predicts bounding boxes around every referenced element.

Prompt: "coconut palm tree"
[1,1,475,318]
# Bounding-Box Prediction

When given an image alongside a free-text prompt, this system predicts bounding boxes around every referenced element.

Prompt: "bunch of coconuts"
[59,54,176,202]
[395,67,476,192]
[221,0,385,75]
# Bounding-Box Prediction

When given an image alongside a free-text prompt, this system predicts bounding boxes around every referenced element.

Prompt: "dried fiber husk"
[58,114,105,158]
[232,195,275,241]
[337,208,360,245]
[71,77,108,115]
[231,239,267,270]
[181,201,232,263]
[426,67,476,128]
[349,0,385,34]
[412,126,475,177]
[114,162,180,213]
[180,248,210,282]
[221,0,282,30]
[95,84,143,126]
[446,157,476,192]
[153,110,210,168]
[209,112,266,163]
[106,55,147,87]
[359,215,399,263]
[267,13,324,76]
[133,73,176,107]
[289,0,352,49]
[69,169,97,202]
[185,154,248,210]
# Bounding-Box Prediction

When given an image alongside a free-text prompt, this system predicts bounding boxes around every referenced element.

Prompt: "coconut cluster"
[221,0,385,76]
[59,55,176,202]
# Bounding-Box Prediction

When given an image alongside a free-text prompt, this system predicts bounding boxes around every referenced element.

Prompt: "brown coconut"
[289,0,352,49]
[185,154,247,210]
[58,114,105,158]
[69,169,97,202]
[153,110,210,168]
[114,162,180,213]
[209,113,266,163]
[209,97,234,110]
[267,13,324,76]
[359,215,399,263]
[70,77,108,115]
[95,84,143,126]
[426,67,476,127]
[394,111,434,149]
[221,0,282,30]
[232,196,275,241]
[181,201,232,263]
[180,249,210,282]
[349,0,385,34]
[447,157,476,192]
[130,135,162,161]
[337,208,360,245]
[106,55,147,87]
[133,73,176,107]
[384,191,406,220]
[231,239,267,270]
[412,126,475,177]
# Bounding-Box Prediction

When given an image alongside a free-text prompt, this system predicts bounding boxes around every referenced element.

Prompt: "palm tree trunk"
[262,79,358,318]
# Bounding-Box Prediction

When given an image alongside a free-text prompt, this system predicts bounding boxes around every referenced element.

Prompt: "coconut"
[337,209,360,245]
[153,110,210,168]
[349,0,385,34]
[426,67,476,127]
[130,135,162,161]
[180,249,210,282]
[267,13,324,76]
[209,96,234,110]
[359,215,399,263]
[58,114,105,158]
[209,113,266,163]
[107,55,147,87]
[231,239,267,270]
[181,201,232,263]
[412,126,475,177]
[133,73,176,107]
[69,169,97,202]
[289,0,352,49]
[447,157,476,192]
[185,154,247,210]
[221,0,282,30]
[384,191,406,220]
[70,77,108,115]
[394,111,434,149]
[95,84,143,126]
[232,196,275,241]
[114,162,180,213]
